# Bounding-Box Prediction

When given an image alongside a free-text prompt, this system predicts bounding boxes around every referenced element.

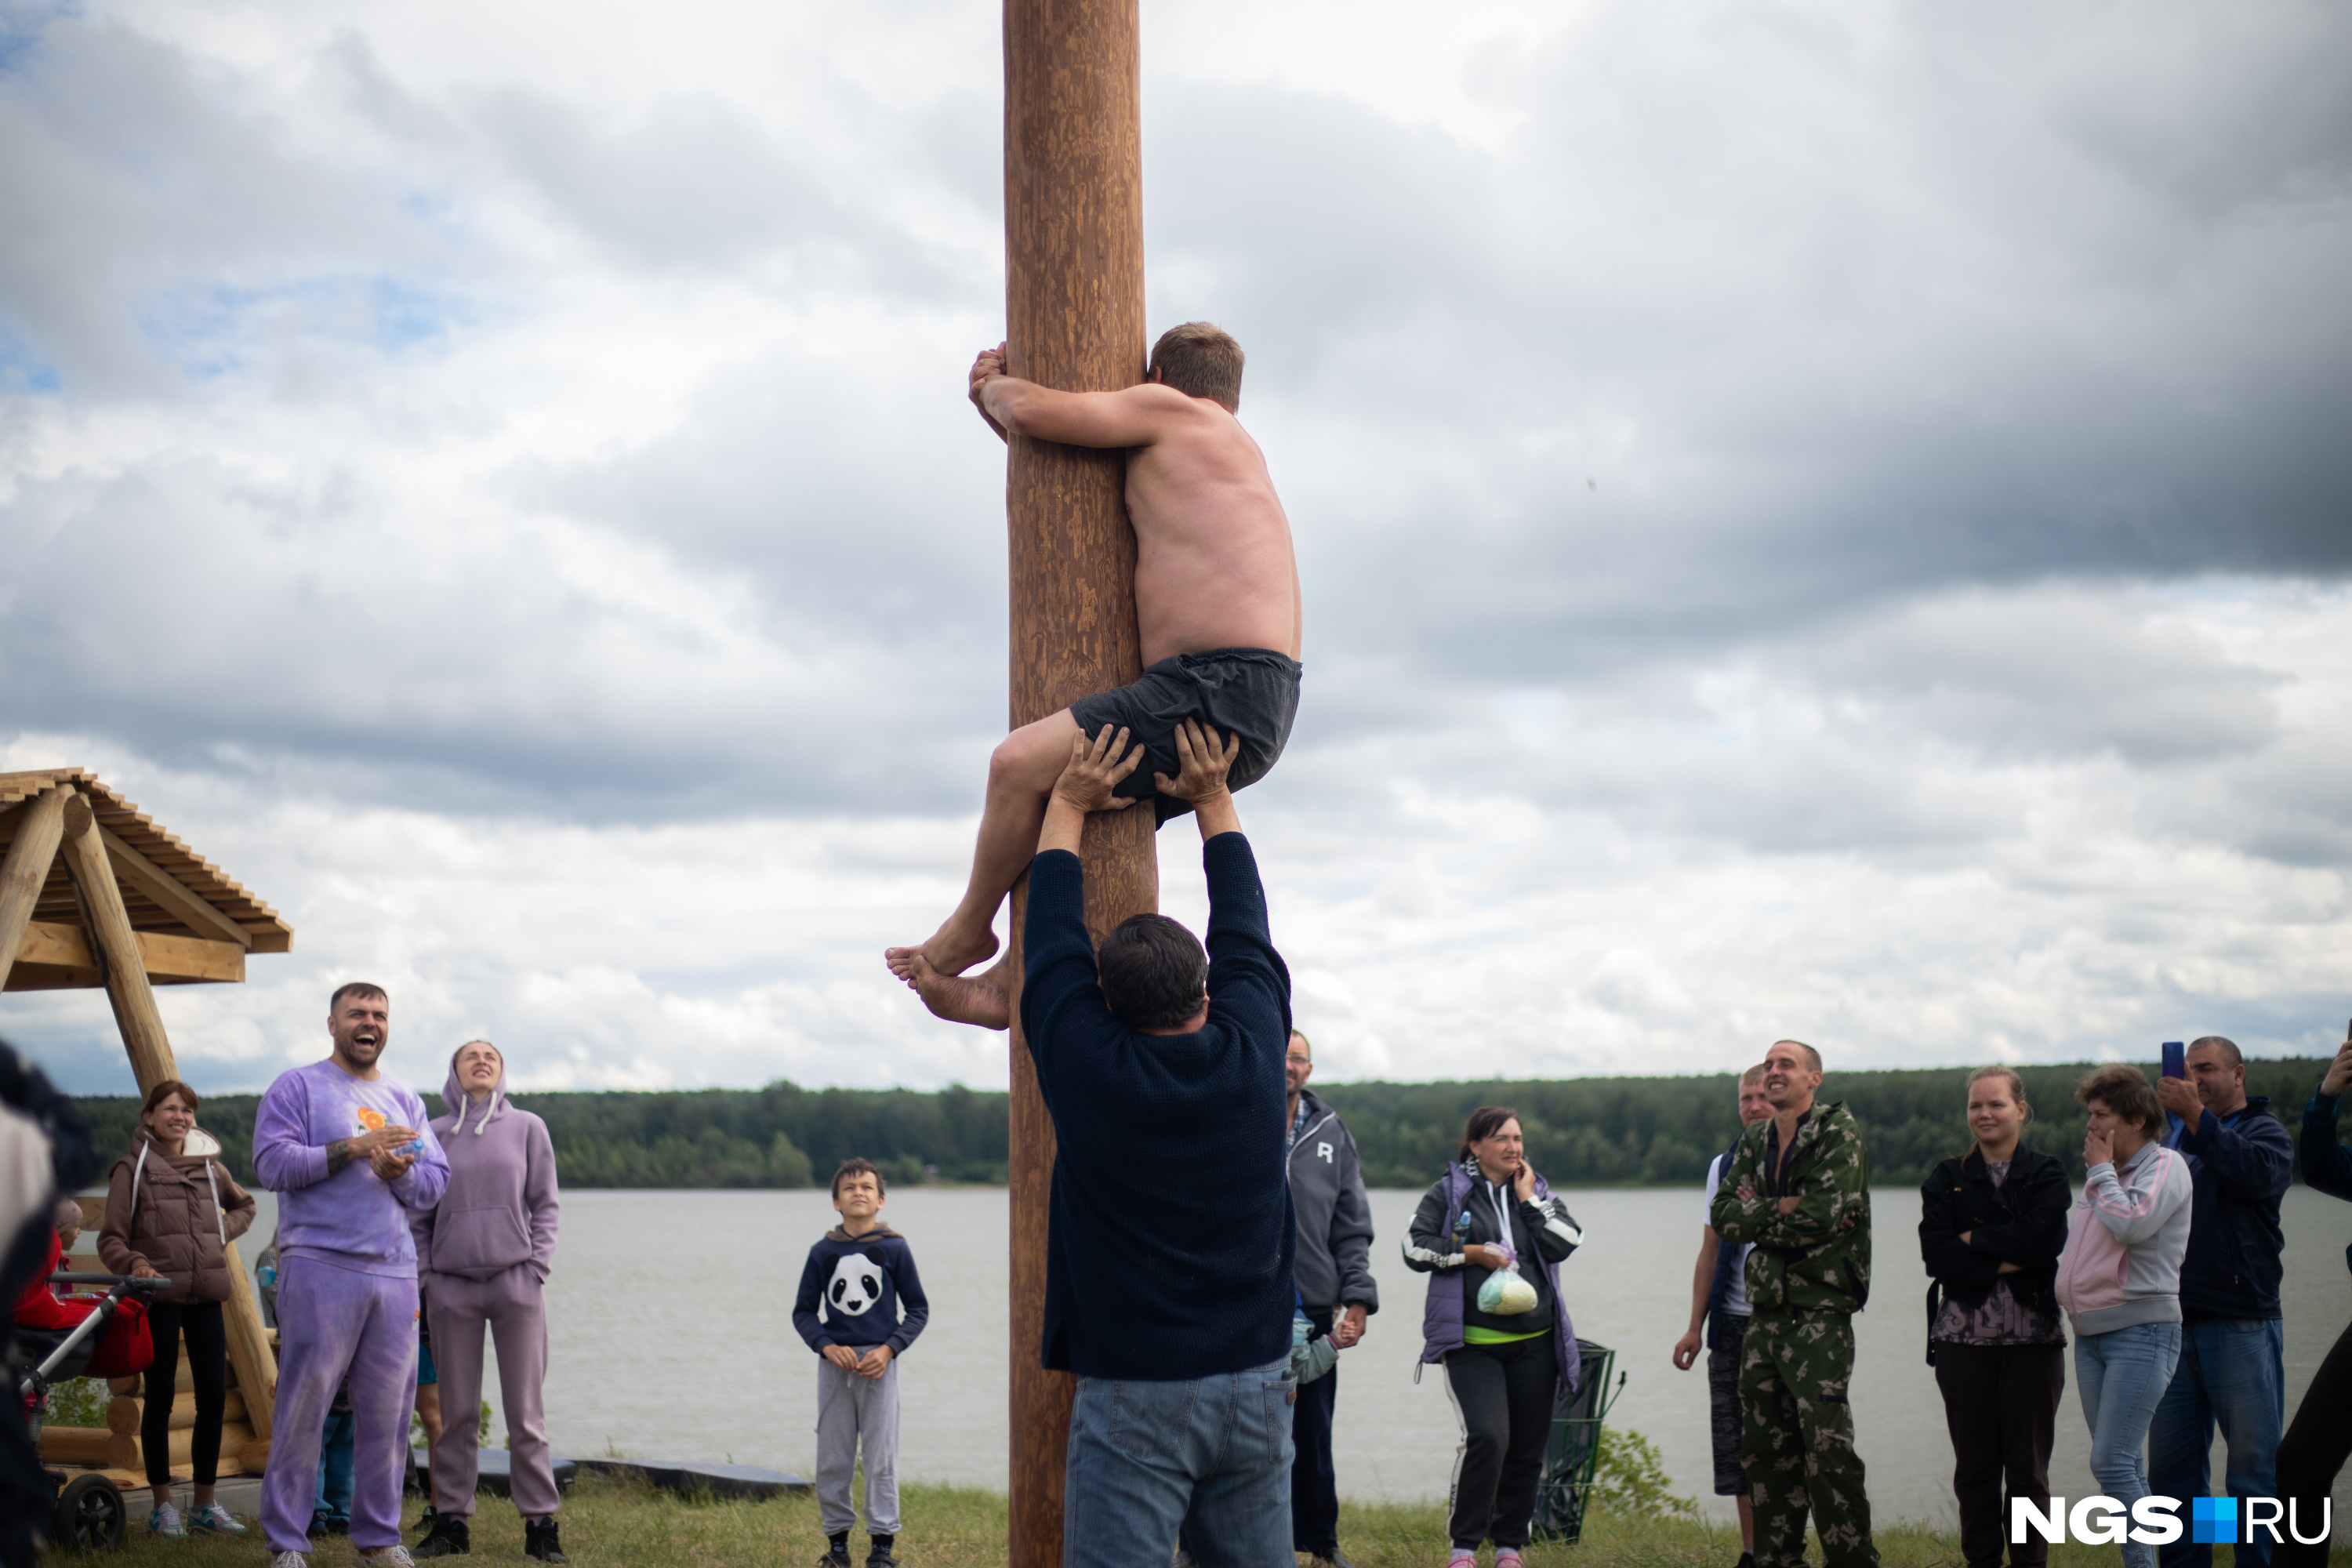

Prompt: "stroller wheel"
[53,1472,128,1552]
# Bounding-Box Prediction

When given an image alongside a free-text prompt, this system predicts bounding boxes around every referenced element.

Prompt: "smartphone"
[2161,1041,2186,1080]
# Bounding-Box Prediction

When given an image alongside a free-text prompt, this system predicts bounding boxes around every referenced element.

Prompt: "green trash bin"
[1531,1340,1625,1544]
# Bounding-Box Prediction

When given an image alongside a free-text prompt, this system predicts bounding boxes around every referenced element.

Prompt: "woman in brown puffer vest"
[98,1079,257,1537]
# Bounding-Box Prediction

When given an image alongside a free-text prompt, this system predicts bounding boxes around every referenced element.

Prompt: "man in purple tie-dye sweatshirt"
[251,983,450,1567]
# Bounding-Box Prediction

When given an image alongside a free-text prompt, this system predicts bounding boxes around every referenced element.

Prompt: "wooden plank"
[7,919,245,989]
[100,827,252,948]
[0,786,67,993]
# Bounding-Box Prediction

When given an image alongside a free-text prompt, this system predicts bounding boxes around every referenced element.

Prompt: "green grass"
[77,1476,2347,1568]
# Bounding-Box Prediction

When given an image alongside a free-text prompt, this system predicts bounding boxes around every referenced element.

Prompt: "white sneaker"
[188,1502,247,1534]
[148,1504,186,1540]
[272,1552,311,1568]
[359,1547,419,1568]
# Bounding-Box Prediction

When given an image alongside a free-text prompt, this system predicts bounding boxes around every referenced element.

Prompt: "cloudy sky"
[5,0,2348,1097]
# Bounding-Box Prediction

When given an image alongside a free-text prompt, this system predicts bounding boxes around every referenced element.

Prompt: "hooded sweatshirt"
[252,1058,450,1276]
[2053,1138,2194,1336]
[411,1051,560,1285]
[791,1224,928,1355]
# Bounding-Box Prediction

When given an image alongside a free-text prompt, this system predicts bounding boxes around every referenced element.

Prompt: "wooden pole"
[55,791,277,1440]
[1003,3,1149,1565]
[0,786,69,993]
[56,793,180,1094]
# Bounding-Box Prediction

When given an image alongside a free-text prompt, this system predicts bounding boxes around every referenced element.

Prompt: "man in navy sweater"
[2148,1036,2294,1568]
[1021,717,1296,1568]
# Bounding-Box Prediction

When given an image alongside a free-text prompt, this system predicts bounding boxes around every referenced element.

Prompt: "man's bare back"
[968,341,1301,663]
[884,328,1302,1030]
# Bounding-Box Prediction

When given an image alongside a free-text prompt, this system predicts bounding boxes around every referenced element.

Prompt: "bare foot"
[884,919,1000,982]
[896,953,1011,1030]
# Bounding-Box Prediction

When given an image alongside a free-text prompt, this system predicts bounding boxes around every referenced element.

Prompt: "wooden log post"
[1002,2,1150,1566]
[56,790,278,1443]
[56,793,180,1094]
[0,786,69,992]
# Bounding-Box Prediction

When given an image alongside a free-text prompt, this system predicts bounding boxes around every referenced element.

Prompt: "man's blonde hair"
[1150,322,1244,409]
[1740,1063,1770,1086]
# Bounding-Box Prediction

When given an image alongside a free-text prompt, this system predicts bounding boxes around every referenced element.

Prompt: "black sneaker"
[867,1542,898,1568]
[310,1512,350,1539]
[818,1551,853,1568]
[412,1507,440,1541]
[413,1514,470,1558]
[1734,1554,1755,1568]
[524,1518,568,1564]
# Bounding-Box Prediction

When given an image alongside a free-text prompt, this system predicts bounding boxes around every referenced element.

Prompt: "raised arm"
[971,343,1207,451]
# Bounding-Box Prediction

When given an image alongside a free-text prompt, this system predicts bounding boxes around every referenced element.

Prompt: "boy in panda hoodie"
[793,1159,930,1568]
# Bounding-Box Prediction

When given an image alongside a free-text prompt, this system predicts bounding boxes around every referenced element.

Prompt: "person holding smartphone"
[2147,1037,2294,1568]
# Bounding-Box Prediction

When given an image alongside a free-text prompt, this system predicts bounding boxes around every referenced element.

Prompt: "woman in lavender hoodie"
[410,1040,564,1564]
[2052,1065,2194,1568]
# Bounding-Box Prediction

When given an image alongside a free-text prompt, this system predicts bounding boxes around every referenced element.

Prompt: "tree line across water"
[70,1056,2347,1193]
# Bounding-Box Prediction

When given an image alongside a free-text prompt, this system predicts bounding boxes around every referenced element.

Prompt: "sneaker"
[866,1550,898,1568]
[1734,1555,1755,1568]
[819,1546,854,1568]
[1308,1551,1358,1568]
[524,1518,569,1564]
[148,1505,187,1540]
[1446,1552,1476,1568]
[415,1515,471,1558]
[1497,1552,1524,1568]
[272,1554,312,1568]
[188,1502,247,1534]
[311,1511,351,1538]
[413,1505,441,1541]
[358,1547,419,1568]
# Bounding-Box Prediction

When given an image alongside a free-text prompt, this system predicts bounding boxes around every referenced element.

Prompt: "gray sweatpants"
[816,1356,901,1536]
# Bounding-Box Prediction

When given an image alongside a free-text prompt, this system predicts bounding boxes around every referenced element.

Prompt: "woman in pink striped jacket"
[2053,1065,2195,1568]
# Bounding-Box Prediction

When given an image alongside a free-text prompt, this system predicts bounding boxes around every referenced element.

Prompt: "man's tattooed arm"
[325,1139,355,1174]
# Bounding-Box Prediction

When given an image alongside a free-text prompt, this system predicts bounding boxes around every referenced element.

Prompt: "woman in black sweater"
[1917,1065,2073,1568]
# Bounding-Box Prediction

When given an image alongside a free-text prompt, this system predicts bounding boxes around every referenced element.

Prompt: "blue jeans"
[314,1407,356,1521]
[1065,1356,1294,1568]
[2076,1323,2183,1568]
[2150,1318,2286,1568]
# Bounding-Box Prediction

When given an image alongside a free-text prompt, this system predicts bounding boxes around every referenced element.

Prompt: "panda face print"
[828,1253,886,1319]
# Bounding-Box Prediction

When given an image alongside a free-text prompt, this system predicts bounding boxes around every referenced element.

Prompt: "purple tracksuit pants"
[425,1264,559,1519]
[263,1258,419,1552]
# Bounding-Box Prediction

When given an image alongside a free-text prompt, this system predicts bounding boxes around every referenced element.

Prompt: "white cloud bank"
[3,0,2347,1094]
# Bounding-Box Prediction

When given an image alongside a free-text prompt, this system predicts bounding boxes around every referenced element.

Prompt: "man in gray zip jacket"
[1286,1031,1377,1568]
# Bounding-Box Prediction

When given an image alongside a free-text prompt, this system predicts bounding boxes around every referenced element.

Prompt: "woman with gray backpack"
[97,1078,257,1540]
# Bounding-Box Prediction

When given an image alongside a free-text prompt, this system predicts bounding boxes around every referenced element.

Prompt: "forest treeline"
[71,1057,2347,1193]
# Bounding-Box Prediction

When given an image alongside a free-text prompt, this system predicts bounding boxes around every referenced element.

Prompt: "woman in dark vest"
[1917,1065,2071,1568]
[1404,1107,1584,1568]
[97,1078,257,1540]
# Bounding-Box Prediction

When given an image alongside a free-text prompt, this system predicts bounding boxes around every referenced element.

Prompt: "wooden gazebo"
[1,768,292,1481]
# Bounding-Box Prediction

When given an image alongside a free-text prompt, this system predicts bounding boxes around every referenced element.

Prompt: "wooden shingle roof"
[0,770,293,985]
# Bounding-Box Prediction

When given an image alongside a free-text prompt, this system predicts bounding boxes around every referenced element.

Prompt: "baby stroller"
[15,1269,168,1552]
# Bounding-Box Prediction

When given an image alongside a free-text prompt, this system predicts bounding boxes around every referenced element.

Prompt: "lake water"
[234,1185,2352,1531]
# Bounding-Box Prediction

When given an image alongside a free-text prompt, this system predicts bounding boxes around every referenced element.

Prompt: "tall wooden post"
[57,794,180,1094]
[1003,2,1149,1564]
[55,792,278,1436]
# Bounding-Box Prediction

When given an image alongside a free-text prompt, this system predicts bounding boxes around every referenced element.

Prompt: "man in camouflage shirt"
[1711,1040,1878,1568]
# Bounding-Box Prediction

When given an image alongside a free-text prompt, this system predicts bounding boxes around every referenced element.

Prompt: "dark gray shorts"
[1708,1316,1749,1496]
[1068,647,1301,825]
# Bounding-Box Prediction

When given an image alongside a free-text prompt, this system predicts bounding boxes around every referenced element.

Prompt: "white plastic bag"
[1476,1253,1540,1316]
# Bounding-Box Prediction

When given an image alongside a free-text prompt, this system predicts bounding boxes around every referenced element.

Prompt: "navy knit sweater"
[1021,833,1294,1381]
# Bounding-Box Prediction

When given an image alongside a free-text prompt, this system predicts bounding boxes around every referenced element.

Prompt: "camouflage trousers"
[1740,1310,1878,1568]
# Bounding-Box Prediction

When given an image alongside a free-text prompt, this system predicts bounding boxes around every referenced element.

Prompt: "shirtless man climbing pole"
[884,322,1303,1029]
